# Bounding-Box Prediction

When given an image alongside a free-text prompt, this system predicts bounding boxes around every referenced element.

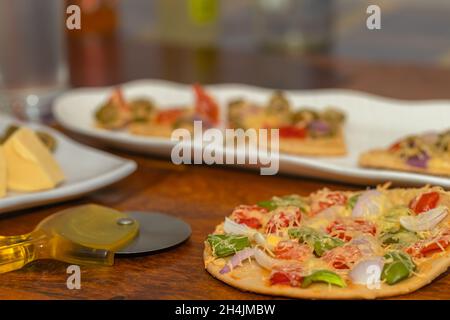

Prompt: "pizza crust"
[359,150,450,177]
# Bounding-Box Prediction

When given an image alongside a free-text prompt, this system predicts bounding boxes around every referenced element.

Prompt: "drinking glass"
[0,0,68,121]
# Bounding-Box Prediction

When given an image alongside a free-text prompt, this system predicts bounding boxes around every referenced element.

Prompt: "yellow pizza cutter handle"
[0,231,115,274]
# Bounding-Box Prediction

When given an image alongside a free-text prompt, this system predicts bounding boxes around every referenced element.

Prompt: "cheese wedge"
[3,127,64,191]
[0,147,6,197]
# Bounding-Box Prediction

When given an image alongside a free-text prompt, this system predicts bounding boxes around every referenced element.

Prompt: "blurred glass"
[256,0,333,52]
[0,0,68,121]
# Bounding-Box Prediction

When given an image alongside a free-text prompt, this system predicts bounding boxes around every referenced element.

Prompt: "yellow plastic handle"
[0,234,32,246]
[51,234,115,266]
[0,233,115,274]
[0,234,47,274]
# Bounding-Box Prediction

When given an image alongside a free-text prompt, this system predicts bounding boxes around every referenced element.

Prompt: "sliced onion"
[400,206,448,232]
[254,248,277,270]
[223,218,253,236]
[223,220,271,249]
[219,248,256,274]
[253,232,267,247]
[350,235,376,256]
[349,257,384,286]
[352,190,384,218]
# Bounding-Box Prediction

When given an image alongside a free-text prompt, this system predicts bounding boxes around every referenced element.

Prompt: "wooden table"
[1,40,449,299]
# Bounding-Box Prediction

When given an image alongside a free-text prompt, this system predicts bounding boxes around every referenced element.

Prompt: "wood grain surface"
[0,39,449,299]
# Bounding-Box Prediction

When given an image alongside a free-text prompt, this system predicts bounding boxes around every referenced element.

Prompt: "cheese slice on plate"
[3,127,65,191]
[0,146,6,197]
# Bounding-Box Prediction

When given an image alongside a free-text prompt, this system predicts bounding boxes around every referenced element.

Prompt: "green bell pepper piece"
[258,195,309,212]
[313,237,345,257]
[346,194,360,210]
[379,228,419,247]
[288,227,320,244]
[289,227,344,256]
[381,251,416,285]
[207,234,251,258]
[302,270,346,288]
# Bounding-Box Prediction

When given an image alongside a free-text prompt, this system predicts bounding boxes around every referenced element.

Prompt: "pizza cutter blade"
[116,211,192,255]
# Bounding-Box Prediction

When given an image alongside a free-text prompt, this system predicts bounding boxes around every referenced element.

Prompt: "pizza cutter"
[0,204,191,273]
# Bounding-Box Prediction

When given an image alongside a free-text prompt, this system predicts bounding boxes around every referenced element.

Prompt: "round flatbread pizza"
[203,185,450,299]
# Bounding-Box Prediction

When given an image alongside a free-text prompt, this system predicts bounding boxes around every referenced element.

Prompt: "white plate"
[0,117,136,213]
[53,79,450,188]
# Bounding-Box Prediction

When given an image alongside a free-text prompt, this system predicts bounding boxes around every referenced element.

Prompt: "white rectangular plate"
[0,117,136,213]
[53,79,450,188]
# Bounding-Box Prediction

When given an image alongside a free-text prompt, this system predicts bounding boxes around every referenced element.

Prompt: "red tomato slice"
[311,192,347,215]
[326,219,377,242]
[235,217,262,229]
[156,108,185,125]
[326,221,352,242]
[265,208,302,234]
[269,264,303,287]
[353,220,377,235]
[409,191,440,214]
[420,239,450,255]
[322,245,361,270]
[193,84,219,124]
[274,241,311,262]
[406,231,450,258]
[278,126,307,139]
[231,205,266,229]
[388,141,402,152]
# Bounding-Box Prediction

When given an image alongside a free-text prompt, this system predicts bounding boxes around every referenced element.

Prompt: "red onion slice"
[308,120,331,135]
[220,248,256,274]
[406,153,429,168]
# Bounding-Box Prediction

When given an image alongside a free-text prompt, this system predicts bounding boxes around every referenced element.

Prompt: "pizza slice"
[359,130,450,176]
[227,91,347,156]
[203,186,450,299]
[95,84,219,138]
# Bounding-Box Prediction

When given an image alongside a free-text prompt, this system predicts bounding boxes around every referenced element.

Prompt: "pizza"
[359,130,450,176]
[227,91,347,156]
[95,84,219,138]
[203,185,450,299]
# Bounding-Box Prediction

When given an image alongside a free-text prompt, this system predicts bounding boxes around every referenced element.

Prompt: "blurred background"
[1,0,450,120]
